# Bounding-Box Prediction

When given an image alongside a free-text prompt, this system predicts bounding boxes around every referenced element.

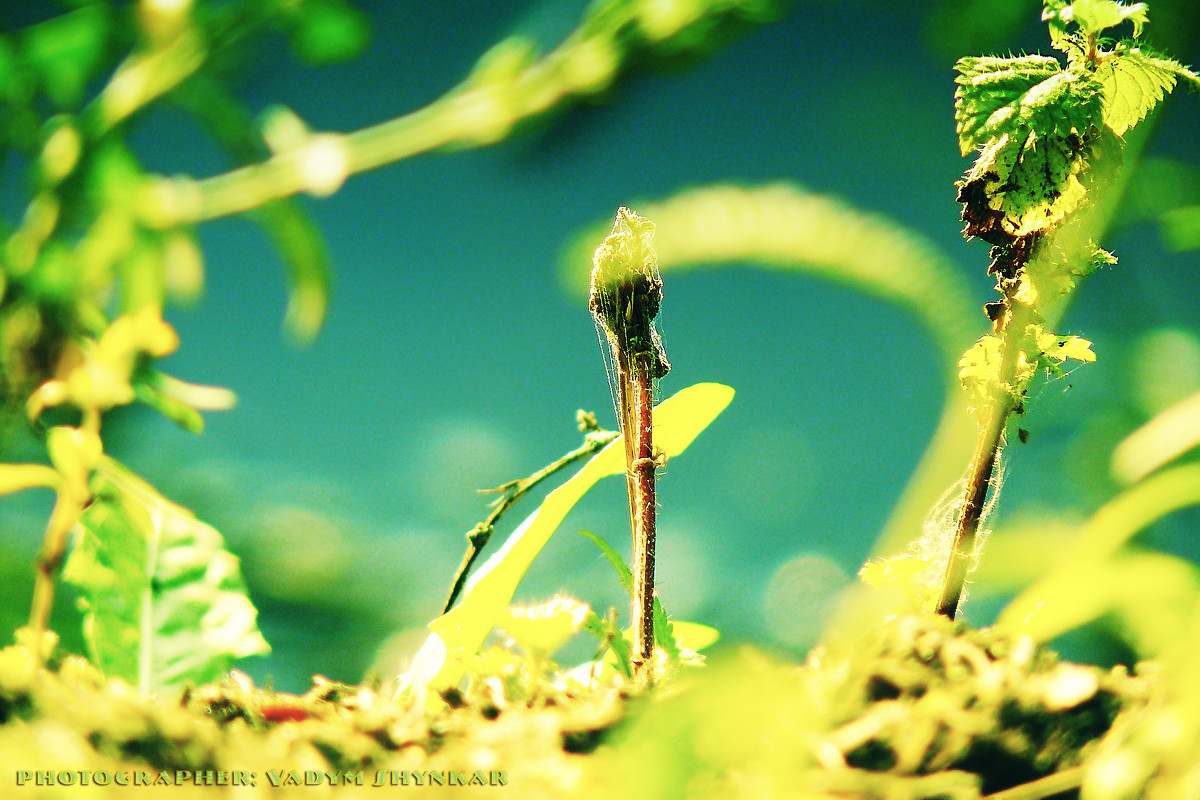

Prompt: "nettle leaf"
[960,131,1089,240]
[955,56,1103,239]
[954,55,1065,155]
[959,334,1002,397]
[62,459,269,695]
[402,382,734,694]
[1043,0,1148,40]
[1041,332,1096,363]
[1096,45,1181,135]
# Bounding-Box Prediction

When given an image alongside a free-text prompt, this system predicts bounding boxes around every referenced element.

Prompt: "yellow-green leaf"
[1111,391,1200,485]
[402,382,734,694]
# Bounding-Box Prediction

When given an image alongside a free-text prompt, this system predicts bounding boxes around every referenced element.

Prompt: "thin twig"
[981,766,1085,800]
[441,412,617,614]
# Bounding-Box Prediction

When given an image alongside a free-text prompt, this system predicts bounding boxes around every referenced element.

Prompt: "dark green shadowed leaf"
[20,4,113,108]
[62,459,269,695]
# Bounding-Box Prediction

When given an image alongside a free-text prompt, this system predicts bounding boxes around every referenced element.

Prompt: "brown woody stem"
[629,350,659,669]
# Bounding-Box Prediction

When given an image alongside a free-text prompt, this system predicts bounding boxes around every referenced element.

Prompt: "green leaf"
[1036,331,1096,363]
[1042,0,1148,39]
[581,610,634,678]
[248,200,331,343]
[1111,391,1200,485]
[62,459,269,695]
[954,55,1066,155]
[285,0,370,66]
[954,54,1106,238]
[21,5,112,108]
[1000,550,1199,658]
[1096,45,1180,135]
[577,529,679,659]
[132,378,205,434]
[959,128,1091,239]
[402,382,734,694]
[1093,1,1149,36]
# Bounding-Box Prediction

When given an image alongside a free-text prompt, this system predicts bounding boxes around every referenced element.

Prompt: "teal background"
[3,0,1199,691]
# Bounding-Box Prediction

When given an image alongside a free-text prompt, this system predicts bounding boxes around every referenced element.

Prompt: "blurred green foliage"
[0,0,1198,796]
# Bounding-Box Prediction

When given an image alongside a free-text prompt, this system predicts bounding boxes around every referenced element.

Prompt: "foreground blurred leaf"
[1111,390,1200,484]
[1000,550,1200,657]
[62,459,269,695]
[404,382,734,693]
[1000,463,1200,654]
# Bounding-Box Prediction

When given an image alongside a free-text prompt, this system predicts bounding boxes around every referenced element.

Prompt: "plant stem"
[935,307,1026,619]
[28,495,82,655]
[588,208,669,678]
[629,350,659,668]
[934,393,1012,618]
[442,415,617,613]
[981,766,1085,800]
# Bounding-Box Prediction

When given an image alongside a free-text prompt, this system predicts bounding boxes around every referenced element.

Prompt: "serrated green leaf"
[954,55,1065,155]
[1036,331,1095,363]
[1071,0,1148,38]
[1096,46,1179,135]
[62,459,269,695]
[954,52,1105,237]
[961,128,1091,239]
[403,382,734,694]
